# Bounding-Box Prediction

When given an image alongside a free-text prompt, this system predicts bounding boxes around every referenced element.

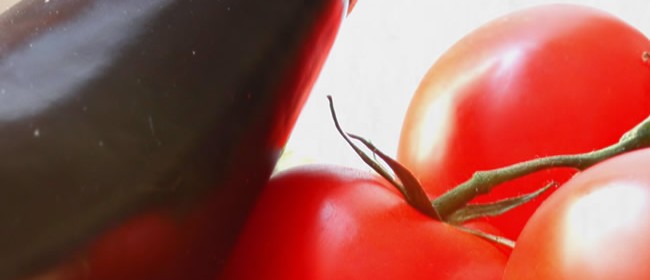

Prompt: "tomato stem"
[453,225,515,249]
[328,96,650,248]
[447,182,557,225]
[433,114,650,220]
[347,133,441,219]
[327,96,440,219]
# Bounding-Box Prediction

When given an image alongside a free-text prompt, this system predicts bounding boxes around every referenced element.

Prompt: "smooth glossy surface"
[398,4,650,239]
[504,148,650,280]
[0,0,347,278]
[221,165,507,280]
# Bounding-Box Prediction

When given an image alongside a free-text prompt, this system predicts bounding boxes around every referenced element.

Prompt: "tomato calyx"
[329,95,519,247]
[433,114,650,220]
[327,95,440,219]
[328,95,650,247]
[643,51,649,63]
[445,182,556,224]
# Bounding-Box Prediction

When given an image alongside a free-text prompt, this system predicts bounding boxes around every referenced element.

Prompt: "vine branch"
[328,95,650,246]
[433,114,650,219]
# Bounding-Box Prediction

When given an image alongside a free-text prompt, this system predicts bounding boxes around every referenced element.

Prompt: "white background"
[276,0,650,172]
[2,0,648,173]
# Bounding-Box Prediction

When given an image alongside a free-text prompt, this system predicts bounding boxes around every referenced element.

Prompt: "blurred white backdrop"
[275,0,650,172]
[1,0,648,173]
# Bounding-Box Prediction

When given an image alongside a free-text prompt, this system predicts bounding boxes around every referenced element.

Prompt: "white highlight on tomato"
[563,182,649,273]
[413,91,453,163]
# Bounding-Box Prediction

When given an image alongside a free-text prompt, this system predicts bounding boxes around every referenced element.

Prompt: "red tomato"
[398,4,650,239]
[504,148,650,279]
[220,165,507,280]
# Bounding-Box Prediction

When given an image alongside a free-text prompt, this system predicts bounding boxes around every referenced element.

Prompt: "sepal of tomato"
[220,165,507,280]
[398,4,650,239]
[504,148,650,279]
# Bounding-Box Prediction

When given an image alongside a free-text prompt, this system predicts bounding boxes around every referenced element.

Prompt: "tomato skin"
[504,148,650,279]
[220,165,507,280]
[398,4,650,239]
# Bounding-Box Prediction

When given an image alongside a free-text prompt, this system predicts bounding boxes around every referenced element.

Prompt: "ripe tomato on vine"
[397,4,650,239]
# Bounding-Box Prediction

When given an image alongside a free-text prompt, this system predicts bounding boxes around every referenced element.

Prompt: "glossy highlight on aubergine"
[0,0,350,278]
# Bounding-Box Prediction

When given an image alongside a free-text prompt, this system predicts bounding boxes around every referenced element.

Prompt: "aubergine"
[0,0,350,278]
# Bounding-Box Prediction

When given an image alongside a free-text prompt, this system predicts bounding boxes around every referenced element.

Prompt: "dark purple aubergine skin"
[0,0,347,278]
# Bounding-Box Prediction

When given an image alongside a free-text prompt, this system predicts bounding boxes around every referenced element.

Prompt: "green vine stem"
[433,114,650,220]
[328,95,650,247]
